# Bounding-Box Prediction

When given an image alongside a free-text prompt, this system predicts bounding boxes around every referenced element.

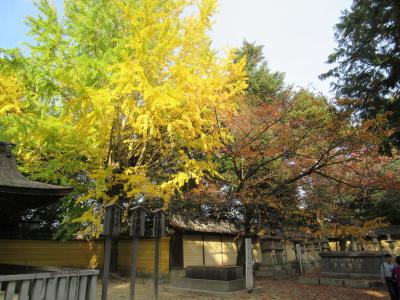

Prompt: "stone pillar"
[261,237,277,266]
[307,241,319,264]
[314,241,322,260]
[305,240,320,267]
[321,240,330,252]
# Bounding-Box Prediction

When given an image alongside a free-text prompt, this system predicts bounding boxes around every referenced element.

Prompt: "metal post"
[129,206,146,300]
[101,204,122,300]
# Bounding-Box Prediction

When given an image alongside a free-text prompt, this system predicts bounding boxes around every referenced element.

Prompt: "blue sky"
[1,0,352,96]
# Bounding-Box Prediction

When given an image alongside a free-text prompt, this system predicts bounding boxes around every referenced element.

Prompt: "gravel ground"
[97,278,389,300]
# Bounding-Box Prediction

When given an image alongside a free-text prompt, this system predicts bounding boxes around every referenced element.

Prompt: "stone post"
[245,238,254,291]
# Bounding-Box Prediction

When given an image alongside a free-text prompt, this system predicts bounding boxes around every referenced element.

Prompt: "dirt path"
[97,278,389,300]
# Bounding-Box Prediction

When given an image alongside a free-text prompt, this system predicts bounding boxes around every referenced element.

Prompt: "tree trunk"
[236,239,245,269]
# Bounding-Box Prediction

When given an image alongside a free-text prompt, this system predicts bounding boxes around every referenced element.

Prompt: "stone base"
[255,269,273,277]
[320,272,381,280]
[186,265,242,281]
[255,263,295,279]
[344,279,371,288]
[165,285,263,297]
[291,261,316,274]
[282,264,296,276]
[297,277,320,285]
[256,269,287,279]
[320,278,344,287]
[174,278,245,293]
[169,269,186,283]
[297,276,384,289]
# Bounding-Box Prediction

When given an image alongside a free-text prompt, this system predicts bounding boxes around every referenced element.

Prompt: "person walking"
[391,255,400,300]
[381,254,397,300]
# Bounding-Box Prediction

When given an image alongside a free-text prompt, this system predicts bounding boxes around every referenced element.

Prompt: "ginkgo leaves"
[0,0,246,238]
[0,75,24,115]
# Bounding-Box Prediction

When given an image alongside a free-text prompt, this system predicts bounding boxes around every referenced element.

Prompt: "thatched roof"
[0,141,72,206]
[169,217,319,240]
[169,217,240,235]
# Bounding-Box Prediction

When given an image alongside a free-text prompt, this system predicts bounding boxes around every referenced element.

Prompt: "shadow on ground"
[97,278,389,300]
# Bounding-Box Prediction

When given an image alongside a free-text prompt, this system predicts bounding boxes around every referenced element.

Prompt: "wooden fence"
[0,266,98,300]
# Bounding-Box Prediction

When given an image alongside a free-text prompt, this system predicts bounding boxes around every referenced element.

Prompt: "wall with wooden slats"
[0,238,170,274]
[183,234,263,267]
[0,240,103,269]
[118,238,170,273]
[222,237,238,265]
[183,234,204,267]
[204,236,223,265]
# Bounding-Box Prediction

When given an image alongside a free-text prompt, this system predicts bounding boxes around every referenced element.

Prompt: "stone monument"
[319,251,385,280]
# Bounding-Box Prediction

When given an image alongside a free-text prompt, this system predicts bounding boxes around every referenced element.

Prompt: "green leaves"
[236,40,285,102]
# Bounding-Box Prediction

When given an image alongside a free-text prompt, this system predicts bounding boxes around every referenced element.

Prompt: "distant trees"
[321,0,400,151]
[179,41,400,251]
[235,40,286,101]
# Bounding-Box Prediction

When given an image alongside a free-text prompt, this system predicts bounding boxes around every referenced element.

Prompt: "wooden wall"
[182,234,262,267]
[183,234,203,267]
[183,234,238,267]
[0,238,170,274]
[118,238,170,273]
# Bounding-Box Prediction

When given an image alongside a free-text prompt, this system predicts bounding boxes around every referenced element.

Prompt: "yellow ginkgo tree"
[0,0,246,237]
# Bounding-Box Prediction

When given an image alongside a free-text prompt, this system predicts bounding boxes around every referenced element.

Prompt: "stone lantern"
[387,234,395,253]
[321,238,330,252]
[370,233,379,251]
[256,234,295,278]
